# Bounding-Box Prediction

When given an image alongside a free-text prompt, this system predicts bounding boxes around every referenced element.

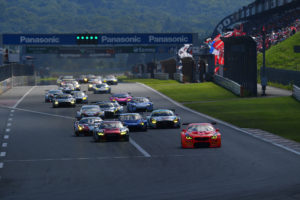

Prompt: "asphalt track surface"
[0,83,299,200]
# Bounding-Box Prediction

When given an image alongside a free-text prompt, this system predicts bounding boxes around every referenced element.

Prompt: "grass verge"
[127,78,300,142]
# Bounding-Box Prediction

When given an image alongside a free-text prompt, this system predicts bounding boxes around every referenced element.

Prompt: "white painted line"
[0,163,3,168]
[0,152,6,157]
[9,113,13,117]
[0,106,74,120]
[138,83,300,156]
[129,138,151,157]
[8,118,13,121]
[13,86,36,109]
[11,109,15,113]
[7,123,12,127]
[2,143,7,148]
[4,135,9,139]
[5,129,10,132]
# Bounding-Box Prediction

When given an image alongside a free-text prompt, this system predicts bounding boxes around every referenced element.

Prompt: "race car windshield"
[100,122,123,129]
[81,107,100,112]
[113,94,129,98]
[74,92,84,97]
[133,98,149,103]
[152,111,174,117]
[99,103,114,108]
[188,125,215,132]
[106,76,115,79]
[49,90,62,94]
[120,115,141,120]
[57,95,71,99]
[96,84,106,87]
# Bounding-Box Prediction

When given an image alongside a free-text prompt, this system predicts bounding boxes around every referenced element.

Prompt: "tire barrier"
[173,73,183,82]
[213,74,243,96]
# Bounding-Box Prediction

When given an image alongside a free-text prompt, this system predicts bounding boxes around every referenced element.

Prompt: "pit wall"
[0,78,12,95]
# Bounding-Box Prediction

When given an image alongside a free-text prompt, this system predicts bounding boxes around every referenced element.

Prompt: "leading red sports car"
[181,123,221,148]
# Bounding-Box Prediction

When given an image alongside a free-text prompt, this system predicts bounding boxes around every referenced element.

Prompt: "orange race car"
[181,123,221,148]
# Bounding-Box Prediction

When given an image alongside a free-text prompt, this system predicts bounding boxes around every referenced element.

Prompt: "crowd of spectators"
[246,9,300,52]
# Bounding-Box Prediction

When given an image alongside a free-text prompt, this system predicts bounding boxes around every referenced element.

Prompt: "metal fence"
[265,67,300,86]
[0,64,34,82]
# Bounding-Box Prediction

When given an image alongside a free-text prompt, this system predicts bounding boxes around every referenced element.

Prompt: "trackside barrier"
[0,78,12,95]
[12,76,35,87]
[293,85,300,102]
[173,73,183,82]
[213,74,243,96]
[154,73,169,80]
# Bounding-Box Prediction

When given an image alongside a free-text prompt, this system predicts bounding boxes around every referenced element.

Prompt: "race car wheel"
[142,126,147,132]
[75,131,79,137]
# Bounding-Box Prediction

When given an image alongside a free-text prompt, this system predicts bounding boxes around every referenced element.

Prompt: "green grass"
[130,78,300,142]
[257,32,300,71]
[38,77,58,81]
[185,97,300,142]
[124,79,237,102]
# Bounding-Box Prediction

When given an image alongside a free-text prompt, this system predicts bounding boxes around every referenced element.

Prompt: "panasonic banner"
[2,33,194,45]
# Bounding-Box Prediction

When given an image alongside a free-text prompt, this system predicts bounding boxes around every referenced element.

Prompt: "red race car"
[181,123,221,148]
[93,121,129,142]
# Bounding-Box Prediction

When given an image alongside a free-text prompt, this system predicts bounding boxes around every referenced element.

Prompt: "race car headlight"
[120,131,127,135]
[84,78,87,81]
[71,100,75,104]
[83,97,87,100]
[113,80,117,82]
[105,87,109,90]
[112,99,116,101]
[103,80,107,82]
[89,84,92,88]
[97,132,104,136]
[54,101,59,105]
[151,119,156,124]
[78,125,83,131]
[127,99,132,101]
[173,118,178,123]
[185,134,192,140]
[211,135,218,140]
[76,85,80,88]
[140,122,144,126]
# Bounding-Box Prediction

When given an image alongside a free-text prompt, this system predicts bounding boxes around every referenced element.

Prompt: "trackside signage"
[2,33,194,45]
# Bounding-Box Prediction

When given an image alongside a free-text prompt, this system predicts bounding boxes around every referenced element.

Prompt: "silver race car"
[103,75,118,85]
[92,83,111,94]
[76,105,104,120]
[147,109,181,129]
[45,89,63,102]
[72,91,88,104]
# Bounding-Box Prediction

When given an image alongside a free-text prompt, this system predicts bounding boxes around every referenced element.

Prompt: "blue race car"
[127,97,153,112]
[119,113,147,131]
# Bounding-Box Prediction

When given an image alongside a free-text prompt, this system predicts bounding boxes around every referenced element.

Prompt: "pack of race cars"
[45,74,221,148]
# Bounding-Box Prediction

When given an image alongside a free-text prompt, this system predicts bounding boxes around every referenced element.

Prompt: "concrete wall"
[213,74,243,96]
[293,85,300,101]
[0,78,12,95]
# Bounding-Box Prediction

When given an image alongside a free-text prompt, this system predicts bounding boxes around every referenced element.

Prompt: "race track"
[0,83,299,200]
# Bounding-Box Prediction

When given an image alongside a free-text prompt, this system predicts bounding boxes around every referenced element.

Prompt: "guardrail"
[0,78,12,95]
[213,75,243,96]
[173,73,183,82]
[12,76,36,87]
[293,85,300,102]
[154,73,169,80]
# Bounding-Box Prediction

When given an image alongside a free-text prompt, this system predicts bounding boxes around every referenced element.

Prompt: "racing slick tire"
[75,131,79,137]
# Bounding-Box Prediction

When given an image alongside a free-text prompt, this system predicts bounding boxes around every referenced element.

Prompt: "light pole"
[261,26,267,96]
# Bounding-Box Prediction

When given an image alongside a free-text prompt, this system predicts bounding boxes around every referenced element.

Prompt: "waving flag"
[178,44,193,59]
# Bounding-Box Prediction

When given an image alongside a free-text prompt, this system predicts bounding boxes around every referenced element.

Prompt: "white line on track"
[4,135,9,139]
[5,129,10,133]
[138,83,300,156]
[13,86,36,109]
[9,113,13,117]
[129,138,151,157]
[0,152,6,157]
[8,118,12,121]
[0,163,3,168]
[11,110,15,113]
[0,106,74,120]
[7,123,11,127]
[2,143,7,148]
